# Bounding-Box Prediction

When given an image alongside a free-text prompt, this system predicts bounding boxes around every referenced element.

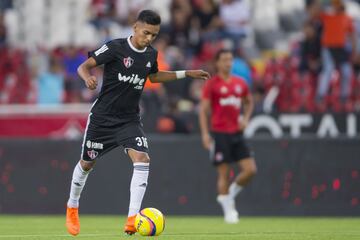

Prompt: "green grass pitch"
[0,215,359,239]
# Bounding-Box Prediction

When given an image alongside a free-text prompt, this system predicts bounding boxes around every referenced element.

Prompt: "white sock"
[217,194,230,212]
[229,182,243,199]
[217,194,239,223]
[128,162,149,217]
[67,162,91,208]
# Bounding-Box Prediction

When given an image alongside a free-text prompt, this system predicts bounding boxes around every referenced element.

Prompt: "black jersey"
[88,36,158,122]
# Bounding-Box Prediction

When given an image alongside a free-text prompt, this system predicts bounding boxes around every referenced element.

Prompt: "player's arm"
[148,70,210,83]
[239,93,254,131]
[77,57,98,90]
[199,98,212,150]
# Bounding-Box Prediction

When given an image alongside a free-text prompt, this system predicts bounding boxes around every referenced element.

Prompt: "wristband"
[175,70,186,79]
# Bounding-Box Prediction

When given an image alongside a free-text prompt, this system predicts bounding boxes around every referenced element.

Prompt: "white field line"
[0,233,118,238]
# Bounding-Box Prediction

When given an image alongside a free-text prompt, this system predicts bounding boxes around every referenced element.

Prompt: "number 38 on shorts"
[135,137,148,148]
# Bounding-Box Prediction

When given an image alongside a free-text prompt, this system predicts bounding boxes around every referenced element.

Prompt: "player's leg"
[67,160,95,208]
[66,113,117,236]
[118,122,150,235]
[66,159,95,236]
[65,112,97,236]
[124,149,150,235]
[317,48,335,103]
[229,157,257,199]
[211,132,231,189]
[216,163,239,223]
[211,132,238,223]
[216,163,230,195]
[228,134,257,200]
[339,60,352,102]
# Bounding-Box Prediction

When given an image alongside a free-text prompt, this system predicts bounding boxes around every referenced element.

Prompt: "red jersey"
[320,12,354,47]
[202,75,249,133]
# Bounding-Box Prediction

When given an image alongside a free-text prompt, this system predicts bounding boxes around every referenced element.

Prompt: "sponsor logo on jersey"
[87,150,98,159]
[123,56,134,68]
[219,95,241,108]
[146,61,151,68]
[118,73,145,90]
[86,140,103,149]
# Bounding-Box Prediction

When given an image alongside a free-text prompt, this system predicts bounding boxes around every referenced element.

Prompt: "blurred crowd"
[0,0,360,133]
[296,0,360,112]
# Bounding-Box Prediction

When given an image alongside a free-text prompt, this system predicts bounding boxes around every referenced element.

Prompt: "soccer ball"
[135,208,165,236]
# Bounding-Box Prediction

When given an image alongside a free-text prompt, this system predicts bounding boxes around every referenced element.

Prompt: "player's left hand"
[239,118,249,131]
[186,70,211,80]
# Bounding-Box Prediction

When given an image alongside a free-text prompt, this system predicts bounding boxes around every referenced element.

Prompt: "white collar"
[127,36,147,53]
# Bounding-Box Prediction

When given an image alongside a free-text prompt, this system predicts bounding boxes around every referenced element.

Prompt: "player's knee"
[246,163,257,177]
[128,149,150,163]
[133,152,150,163]
[80,159,95,171]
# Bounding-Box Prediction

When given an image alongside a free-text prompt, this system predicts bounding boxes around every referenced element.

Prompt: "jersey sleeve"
[88,41,116,65]
[202,80,212,100]
[242,81,250,97]
[149,52,159,74]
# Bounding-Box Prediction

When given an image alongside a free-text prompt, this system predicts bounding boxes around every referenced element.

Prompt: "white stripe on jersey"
[94,44,109,56]
[80,112,92,159]
[80,99,98,159]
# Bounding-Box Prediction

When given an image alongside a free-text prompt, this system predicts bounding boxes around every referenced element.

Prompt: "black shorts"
[81,113,149,161]
[210,132,253,166]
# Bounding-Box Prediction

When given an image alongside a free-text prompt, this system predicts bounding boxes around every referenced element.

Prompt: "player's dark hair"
[215,49,233,61]
[137,10,161,25]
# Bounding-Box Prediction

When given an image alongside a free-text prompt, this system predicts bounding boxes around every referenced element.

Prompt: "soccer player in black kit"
[65,10,210,236]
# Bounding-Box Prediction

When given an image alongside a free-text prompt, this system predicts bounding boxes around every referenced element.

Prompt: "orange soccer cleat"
[124,215,137,235]
[66,207,80,236]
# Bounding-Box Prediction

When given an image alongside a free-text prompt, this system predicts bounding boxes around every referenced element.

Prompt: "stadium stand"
[0,0,360,115]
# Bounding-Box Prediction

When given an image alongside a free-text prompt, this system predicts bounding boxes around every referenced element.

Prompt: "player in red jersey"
[199,49,257,223]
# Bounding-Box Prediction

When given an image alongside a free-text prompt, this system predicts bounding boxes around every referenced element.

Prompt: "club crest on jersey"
[220,86,228,94]
[87,150,98,159]
[123,56,134,68]
[235,85,242,94]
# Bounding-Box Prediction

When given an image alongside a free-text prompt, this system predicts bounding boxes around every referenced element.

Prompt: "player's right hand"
[85,76,98,90]
[201,133,212,150]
